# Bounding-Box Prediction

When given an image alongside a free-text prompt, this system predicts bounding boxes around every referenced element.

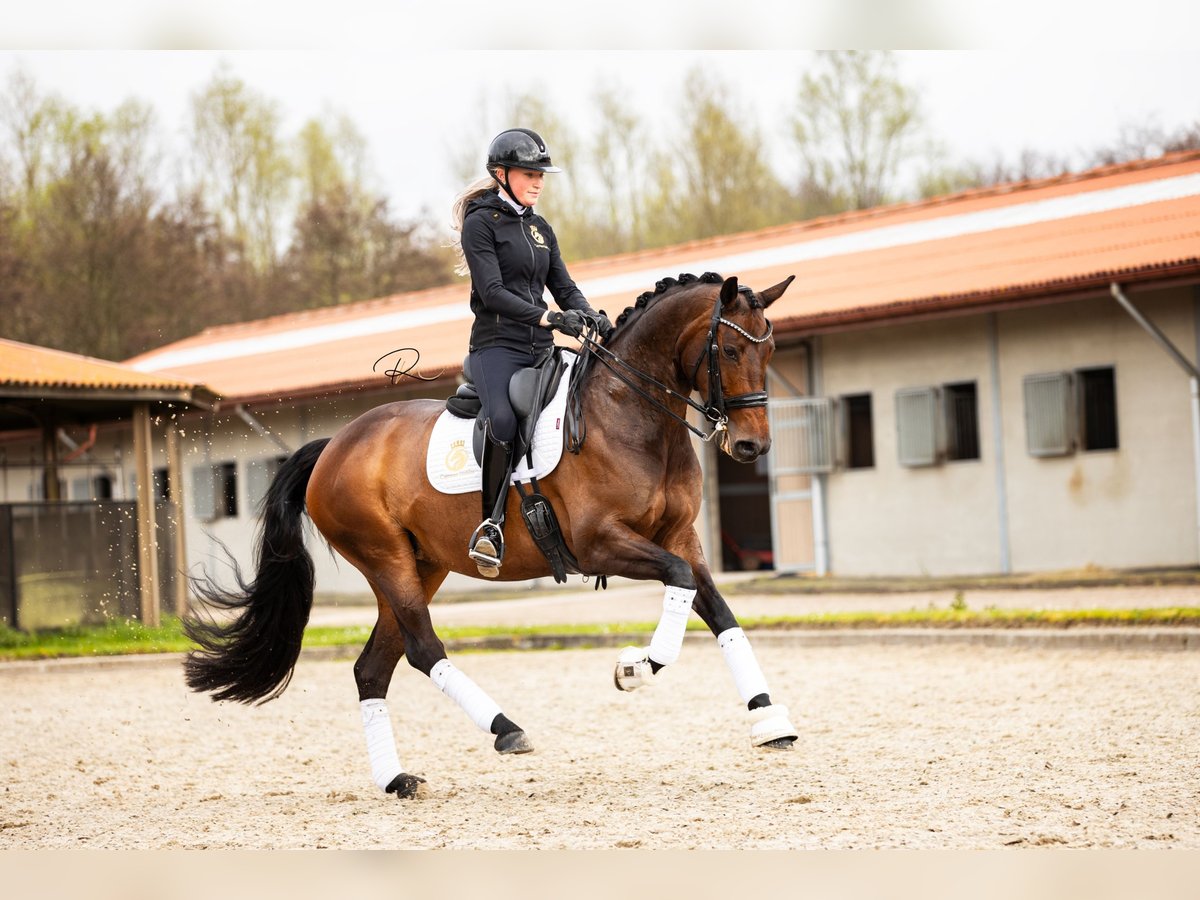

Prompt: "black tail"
[183,438,331,704]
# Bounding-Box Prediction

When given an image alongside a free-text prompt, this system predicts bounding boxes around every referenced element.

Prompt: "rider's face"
[500,168,545,207]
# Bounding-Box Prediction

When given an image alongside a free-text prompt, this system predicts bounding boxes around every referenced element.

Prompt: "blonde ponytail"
[449,175,500,276]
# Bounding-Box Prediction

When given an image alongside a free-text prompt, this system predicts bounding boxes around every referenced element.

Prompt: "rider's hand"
[590,310,614,341]
[546,309,587,338]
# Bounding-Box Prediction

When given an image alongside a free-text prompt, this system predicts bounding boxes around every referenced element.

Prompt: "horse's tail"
[183,437,331,704]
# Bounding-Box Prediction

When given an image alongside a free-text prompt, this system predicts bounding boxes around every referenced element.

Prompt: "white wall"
[998,287,1197,571]
[814,285,1198,576]
[820,314,1001,576]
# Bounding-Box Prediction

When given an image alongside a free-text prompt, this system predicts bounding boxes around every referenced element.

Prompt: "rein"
[565,290,772,453]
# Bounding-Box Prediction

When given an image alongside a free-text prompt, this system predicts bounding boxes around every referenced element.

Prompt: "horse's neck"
[584,298,700,454]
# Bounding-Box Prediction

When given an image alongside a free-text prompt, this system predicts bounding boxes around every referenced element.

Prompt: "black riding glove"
[546,309,587,338]
[591,310,614,341]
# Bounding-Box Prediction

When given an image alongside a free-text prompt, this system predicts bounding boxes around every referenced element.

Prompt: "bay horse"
[184,271,798,799]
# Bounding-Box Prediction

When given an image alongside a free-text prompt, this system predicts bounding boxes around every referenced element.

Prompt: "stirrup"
[468,520,504,577]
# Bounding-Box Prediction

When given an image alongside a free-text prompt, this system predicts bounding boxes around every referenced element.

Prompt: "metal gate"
[767,397,834,573]
[0,501,178,630]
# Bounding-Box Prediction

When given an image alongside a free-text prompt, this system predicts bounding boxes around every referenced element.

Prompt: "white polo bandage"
[360,698,404,792]
[429,658,503,732]
[717,627,770,703]
[647,585,695,667]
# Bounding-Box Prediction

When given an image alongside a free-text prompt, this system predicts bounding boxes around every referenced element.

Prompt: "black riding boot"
[468,426,516,577]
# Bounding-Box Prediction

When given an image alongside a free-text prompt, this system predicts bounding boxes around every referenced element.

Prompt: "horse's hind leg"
[354,600,429,799]
[381,580,533,757]
[354,561,531,800]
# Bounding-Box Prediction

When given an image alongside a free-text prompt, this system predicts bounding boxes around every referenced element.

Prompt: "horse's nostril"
[734,440,760,460]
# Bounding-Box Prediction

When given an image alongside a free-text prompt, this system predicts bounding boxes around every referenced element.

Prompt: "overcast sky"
[3,8,1199,229]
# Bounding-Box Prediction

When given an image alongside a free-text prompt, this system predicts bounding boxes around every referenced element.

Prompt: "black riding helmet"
[486,128,563,175]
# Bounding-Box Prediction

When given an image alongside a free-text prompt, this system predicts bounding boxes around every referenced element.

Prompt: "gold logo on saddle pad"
[445,439,468,473]
[528,224,546,246]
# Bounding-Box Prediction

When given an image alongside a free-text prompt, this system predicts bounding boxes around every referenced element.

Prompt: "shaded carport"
[0,338,217,629]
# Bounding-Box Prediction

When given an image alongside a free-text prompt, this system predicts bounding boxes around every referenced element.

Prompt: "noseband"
[566,287,772,450]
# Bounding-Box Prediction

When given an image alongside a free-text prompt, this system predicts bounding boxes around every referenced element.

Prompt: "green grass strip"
[2,608,1198,661]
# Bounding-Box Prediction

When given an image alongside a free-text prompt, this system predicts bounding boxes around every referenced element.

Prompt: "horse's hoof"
[494,729,534,754]
[613,646,654,692]
[385,772,428,799]
[748,704,799,748]
[759,736,797,751]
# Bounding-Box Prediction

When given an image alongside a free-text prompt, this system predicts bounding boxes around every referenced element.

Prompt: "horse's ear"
[758,275,796,309]
[719,276,740,309]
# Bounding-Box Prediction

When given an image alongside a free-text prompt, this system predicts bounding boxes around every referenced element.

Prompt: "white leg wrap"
[360,699,404,792]
[429,658,502,732]
[647,585,695,667]
[717,627,771,703]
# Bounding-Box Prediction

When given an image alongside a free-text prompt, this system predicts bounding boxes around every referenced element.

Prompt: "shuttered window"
[246,455,288,513]
[1024,372,1075,457]
[192,461,239,520]
[1024,367,1119,457]
[896,386,941,467]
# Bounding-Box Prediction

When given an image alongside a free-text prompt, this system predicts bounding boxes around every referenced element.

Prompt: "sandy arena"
[2,636,1197,849]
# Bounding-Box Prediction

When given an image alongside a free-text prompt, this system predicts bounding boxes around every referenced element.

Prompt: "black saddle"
[446,348,569,465]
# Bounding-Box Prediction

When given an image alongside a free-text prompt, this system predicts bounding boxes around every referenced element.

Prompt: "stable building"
[7,151,1196,605]
[0,339,214,627]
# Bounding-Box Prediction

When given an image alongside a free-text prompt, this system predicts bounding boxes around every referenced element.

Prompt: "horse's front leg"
[688,556,799,750]
[574,524,698,692]
[595,528,801,753]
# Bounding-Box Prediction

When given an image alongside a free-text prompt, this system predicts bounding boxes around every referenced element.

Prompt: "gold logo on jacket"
[528,224,546,246]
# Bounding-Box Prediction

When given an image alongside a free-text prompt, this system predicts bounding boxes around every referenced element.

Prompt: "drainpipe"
[233,404,292,454]
[1110,282,1200,565]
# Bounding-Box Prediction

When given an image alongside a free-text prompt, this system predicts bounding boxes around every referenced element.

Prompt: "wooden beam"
[131,403,160,627]
[41,411,61,501]
[165,423,188,619]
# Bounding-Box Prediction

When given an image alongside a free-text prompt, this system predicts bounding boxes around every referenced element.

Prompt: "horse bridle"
[567,288,772,449]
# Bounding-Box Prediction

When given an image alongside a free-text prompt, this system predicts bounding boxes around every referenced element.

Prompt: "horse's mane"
[609,272,763,339]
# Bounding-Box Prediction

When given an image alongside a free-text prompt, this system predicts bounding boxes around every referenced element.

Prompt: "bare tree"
[188,64,293,273]
[790,50,923,211]
[642,67,788,245]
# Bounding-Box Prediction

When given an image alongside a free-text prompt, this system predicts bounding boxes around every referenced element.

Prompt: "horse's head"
[680,274,795,463]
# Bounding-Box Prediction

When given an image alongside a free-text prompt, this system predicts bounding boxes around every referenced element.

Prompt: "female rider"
[450,127,612,577]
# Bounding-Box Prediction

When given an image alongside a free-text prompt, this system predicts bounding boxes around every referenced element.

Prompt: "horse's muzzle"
[732,437,770,462]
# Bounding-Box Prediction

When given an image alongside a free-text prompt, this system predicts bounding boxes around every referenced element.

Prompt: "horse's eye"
[722,345,739,361]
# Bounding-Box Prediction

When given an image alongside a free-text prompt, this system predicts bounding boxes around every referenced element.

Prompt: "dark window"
[1079,367,1118,451]
[93,475,114,500]
[843,394,874,469]
[152,467,170,501]
[944,382,980,461]
[218,462,238,517]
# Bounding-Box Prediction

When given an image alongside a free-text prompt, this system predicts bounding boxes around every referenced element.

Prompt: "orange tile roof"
[1,338,209,396]
[126,152,1200,402]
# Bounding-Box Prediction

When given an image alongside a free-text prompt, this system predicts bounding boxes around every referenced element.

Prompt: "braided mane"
[608,271,765,340]
[610,272,722,337]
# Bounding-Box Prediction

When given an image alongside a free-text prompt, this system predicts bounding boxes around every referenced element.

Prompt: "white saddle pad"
[425,350,578,494]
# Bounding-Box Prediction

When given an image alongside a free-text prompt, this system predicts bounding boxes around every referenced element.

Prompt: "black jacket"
[462,191,593,352]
